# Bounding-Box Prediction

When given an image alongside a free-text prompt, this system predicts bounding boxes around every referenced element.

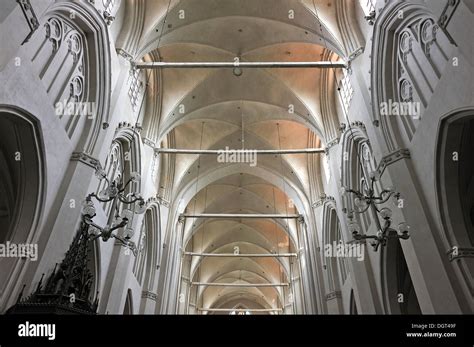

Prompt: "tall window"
[128,67,143,111]
[322,154,331,184]
[133,220,147,284]
[323,207,348,292]
[338,68,354,114]
[103,0,116,14]
[359,0,376,17]
[335,221,348,284]
[97,142,123,215]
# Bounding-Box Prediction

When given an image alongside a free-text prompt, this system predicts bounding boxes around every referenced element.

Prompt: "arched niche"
[321,202,347,287]
[134,204,160,292]
[349,289,358,314]
[321,200,347,313]
[381,235,421,314]
[0,106,45,304]
[0,108,44,242]
[436,109,474,305]
[87,239,101,307]
[123,288,133,314]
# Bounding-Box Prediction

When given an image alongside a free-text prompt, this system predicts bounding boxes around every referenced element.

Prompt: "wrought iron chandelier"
[80,167,147,255]
[343,172,410,251]
[309,1,410,252]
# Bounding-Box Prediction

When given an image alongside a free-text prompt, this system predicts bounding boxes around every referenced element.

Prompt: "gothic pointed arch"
[134,202,161,293]
[320,197,348,314]
[26,1,112,153]
[0,106,45,309]
[381,235,421,314]
[436,108,474,311]
[371,1,455,151]
[96,125,143,223]
[340,122,379,232]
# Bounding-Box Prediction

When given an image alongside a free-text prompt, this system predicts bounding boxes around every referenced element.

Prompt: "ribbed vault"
[125,0,355,313]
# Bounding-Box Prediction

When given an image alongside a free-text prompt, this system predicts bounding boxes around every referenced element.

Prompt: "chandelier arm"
[354,202,372,214]
[98,175,110,185]
[83,215,95,224]
[85,192,95,200]
[118,194,133,204]
[373,191,396,204]
[83,216,107,234]
[87,221,103,231]
[89,234,102,241]
[90,192,115,203]
[361,180,369,196]
[346,188,364,198]
[370,176,376,192]
[373,204,382,214]
[111,234,130,248]
[120,177,135,193]
[111,233,127,244]
[110,218,129,232]
[355,234,378,240]
[112,234,137,256]
[381,219,391,234]
[118,195,143,204]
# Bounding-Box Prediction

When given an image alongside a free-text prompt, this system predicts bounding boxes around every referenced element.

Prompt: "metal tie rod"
[135,61,347,69]
[198,308,282,312]
[155,148,325,155]
[191,282,289,287]
[184,252,297,258]
[181,213,301,219]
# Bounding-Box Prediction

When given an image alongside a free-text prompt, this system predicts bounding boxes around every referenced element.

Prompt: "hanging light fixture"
[309,0,409,252]
[81,167,147,255]
[343,172,410,251]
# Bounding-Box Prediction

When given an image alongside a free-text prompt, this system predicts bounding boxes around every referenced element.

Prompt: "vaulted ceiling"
[122,0,359,313]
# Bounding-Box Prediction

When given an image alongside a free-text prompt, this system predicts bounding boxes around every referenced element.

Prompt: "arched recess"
[86,239,101,306]
[123,288,133,314]
[371,2,455,152]
[308,133,325,205]
[339,124,382,313]
[381,235,421,314]
[349,289,358,314]
[0,106,45,305]
[28,2,111,153]
[436,109,474,308]
[133,203,160,292]
[321,199,347,313]
[157,131,176,205]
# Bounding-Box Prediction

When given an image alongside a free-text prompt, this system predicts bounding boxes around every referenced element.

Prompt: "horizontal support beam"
[155,148,325,155]
[135,61,347,69]
[197,308,282,312]
[191,282,289,287]
[184,252,297,258]
[181,213,301,219]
